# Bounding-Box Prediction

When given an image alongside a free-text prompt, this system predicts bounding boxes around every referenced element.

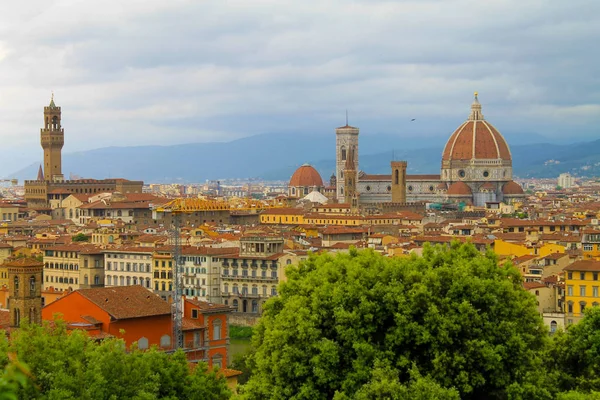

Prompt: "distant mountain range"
[6,132,600,183]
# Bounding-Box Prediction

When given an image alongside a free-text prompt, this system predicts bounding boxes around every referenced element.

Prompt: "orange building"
[42,285,231,367]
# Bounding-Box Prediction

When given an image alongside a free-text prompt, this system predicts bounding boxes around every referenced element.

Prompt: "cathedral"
[334,93,525,207]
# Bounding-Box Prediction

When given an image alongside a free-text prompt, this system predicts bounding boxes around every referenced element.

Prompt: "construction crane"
[156,197,285,350]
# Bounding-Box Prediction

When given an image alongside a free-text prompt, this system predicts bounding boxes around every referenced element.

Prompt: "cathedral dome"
[442,93,511,162]
[502,181,524,195]
[447,181,472,196]
[289,164,324,188]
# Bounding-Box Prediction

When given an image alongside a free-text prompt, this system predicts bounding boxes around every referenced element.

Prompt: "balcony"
[220,274,276,282]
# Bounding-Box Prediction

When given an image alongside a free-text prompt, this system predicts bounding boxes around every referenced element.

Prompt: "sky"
[0,0,599,176]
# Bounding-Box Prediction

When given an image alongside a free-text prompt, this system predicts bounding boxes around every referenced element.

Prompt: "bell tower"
[335,122,359,202]
[391,161,407,203]
[6,258,44,327]
[343,146,358,205]
[41,94,64,182]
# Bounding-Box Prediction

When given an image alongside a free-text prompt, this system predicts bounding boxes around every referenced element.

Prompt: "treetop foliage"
[0,319,231,400]
[242,242,548,399]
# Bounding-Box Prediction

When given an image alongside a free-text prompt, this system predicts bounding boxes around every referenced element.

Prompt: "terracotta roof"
[76,285,171,320]
[564,260,600,272]
[503,181,525,195]
[407,174,441,180]
[447,182,472,196]
[289,165,323,188]
[524,282,546,290]
[544,252,568,260]
[442,119,511,161]
[360,174,391,181]
[3,257,44,267]
[186,298,232,314]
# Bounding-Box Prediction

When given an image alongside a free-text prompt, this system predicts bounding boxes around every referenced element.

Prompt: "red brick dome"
[289,164,323,187]
[447,181,472,196]
[502,181,524,195]
[442,94,511,162]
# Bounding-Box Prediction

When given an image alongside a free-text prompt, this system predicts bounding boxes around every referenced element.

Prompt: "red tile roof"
[76,286,171,320]
[564,260,600,272]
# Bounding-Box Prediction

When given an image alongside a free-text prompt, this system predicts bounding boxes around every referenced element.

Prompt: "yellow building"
[0,244,14,288]
[152,248,174,301]
[494,239,565,258]
[564,260,600,325]
[0,204,20,222]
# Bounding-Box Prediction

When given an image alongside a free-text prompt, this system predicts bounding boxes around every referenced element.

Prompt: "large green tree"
[549,307,600,393]
[242,243,548,399]
[0,319,231,399]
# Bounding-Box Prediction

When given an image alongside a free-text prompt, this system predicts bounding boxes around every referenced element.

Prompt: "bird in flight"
[411,118,416,121]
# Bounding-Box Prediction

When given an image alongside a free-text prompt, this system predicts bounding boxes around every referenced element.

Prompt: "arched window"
[29,307,36,324]
[126,277,131,286]
[232,299,239,311]
[107,275,112,285]
[69,278,74,284]
[286,259,292,265]
[84,275,89,285]
[94,275,100,285]
[395,169,399,185]
[120,276,125,286]
[14,277,19,296]
[14,308,20,328]
[160,335,171,349]
[252,300,258,313]
[550,321,558,333]
[138,337,149,350]
[29,276,36,295]
[213,319,222,340]
[341,146,347,161]
[146,278,151,288]
[212,354,223,369]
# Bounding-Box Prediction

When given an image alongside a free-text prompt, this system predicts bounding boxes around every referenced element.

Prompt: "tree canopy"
[242,243,548,399]
[0,319,231,400]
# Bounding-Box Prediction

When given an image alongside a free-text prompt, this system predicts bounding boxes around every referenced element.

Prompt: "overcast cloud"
[0,0,599,175]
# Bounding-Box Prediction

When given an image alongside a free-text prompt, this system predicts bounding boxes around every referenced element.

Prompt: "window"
[138,337,149,350]
[192,309,198,319]
[160,335,171,349]
[213,319,222,340]
[595,272,599,281]
[580,302,586,313]
[94,275,100,285]
[29,276,36,295]
[581,272,586,280]
[107,276,112,285]
[568,272,573,280]
[550,321,557,334]
[584,244,594,251]
[580,286,586,297]
[212,355,223,369]
[13,277,19,296]
[252,300,258,313]
[567,285,573,296]
[568,302,573,313]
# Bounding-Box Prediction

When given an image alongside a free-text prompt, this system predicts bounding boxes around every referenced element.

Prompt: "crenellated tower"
[41,94,64,182]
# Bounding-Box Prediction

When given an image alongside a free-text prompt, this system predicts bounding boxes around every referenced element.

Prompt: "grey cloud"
[0,0,599,177]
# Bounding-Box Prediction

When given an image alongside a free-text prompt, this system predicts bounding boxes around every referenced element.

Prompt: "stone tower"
[335,123,359,202]
[41,94,64,182]
[391,161,407,203]
[343,146,358,205]
[6,258,44,327]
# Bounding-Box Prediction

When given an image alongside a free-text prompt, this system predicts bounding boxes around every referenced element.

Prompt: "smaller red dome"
[503,181,524,195]
[447,182,472,196]
[289,164,323,187]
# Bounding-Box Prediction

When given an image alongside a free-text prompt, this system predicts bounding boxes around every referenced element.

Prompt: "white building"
[558,173,575,189]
